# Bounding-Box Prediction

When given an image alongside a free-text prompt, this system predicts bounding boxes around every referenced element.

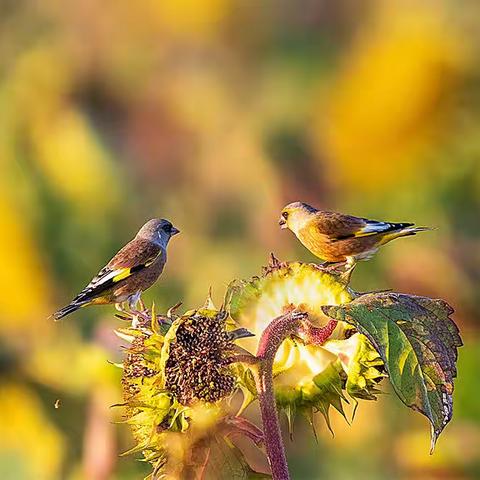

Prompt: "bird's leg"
[345,256,356,270]
[127,291,142,311]
[339,257,357,282]
[128,291,149,329]
[321,257,356,282]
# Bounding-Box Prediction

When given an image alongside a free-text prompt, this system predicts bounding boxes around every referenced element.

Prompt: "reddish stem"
[253,312,338,479]
[299,318,338,346]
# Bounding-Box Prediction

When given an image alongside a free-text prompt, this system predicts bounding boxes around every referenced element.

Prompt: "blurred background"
[1,0,479,478]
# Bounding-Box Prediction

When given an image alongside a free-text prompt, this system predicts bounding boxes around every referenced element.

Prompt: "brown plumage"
[279,202,431,267]
[52,218,179,320]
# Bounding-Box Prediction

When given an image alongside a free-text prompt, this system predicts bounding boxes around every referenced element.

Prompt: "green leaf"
[322,293,462,452]
[230,362,257,415]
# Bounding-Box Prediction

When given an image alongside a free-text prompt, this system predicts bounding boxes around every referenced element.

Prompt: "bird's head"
[279,202,318,233]
[138,218,180,246]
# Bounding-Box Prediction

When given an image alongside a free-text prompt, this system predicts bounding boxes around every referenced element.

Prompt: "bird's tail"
[401,226,434,235]
[51,302,84,321]
[379,225,434,244]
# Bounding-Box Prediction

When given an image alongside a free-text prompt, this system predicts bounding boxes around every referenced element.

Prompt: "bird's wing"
[73,239,162,302]
[312,212,413,240]
[310,212,367,239]
[107,237,162,270]
[352,219,413,238]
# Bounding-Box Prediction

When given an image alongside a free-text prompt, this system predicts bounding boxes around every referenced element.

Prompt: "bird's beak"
[171,227,180,236]
[279,217,287,229]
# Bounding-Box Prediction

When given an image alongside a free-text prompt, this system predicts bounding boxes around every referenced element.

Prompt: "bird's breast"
[297,227,341,261]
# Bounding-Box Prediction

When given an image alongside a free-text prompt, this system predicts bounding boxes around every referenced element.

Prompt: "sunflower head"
[227,256,385,430]
[119,304,261,477]
[163,308,236,404]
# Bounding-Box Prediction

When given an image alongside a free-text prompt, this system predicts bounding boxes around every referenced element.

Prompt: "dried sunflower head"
[163,309,236,404]
[119,304,264,478]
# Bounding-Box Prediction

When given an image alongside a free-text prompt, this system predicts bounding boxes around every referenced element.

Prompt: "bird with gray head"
[279,201,431,269]
[51,218,180,320]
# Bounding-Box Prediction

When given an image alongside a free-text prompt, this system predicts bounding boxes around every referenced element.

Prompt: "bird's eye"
[163,224,172,233]
[282,211,289,220]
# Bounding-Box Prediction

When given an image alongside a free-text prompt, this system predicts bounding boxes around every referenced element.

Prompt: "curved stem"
[254,312,306,480]
[254,364,288,480]
[253,312,338,480]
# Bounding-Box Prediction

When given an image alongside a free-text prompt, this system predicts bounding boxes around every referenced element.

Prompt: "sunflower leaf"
[322,293,462,452]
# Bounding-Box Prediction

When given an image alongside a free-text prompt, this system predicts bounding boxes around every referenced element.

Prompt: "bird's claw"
[321,261,347,272]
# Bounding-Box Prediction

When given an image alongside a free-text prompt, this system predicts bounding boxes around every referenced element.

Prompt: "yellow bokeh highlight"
[0,383,64,480]
[31,109,120,214]
[0,192,51,327]
[8,45,73,125]
[26,329,118,394]
[316,0,469,192]
[7,44,121,215]
[147,0,231,38]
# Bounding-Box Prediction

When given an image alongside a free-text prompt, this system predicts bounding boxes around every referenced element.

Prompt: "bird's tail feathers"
[380,225,434,244]
[51,302,85,321]
[400,225,435,235]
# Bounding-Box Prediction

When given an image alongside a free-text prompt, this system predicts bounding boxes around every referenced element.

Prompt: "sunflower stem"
[253,312,339,479]
[253,312,305,480]
[299,318,338,345]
